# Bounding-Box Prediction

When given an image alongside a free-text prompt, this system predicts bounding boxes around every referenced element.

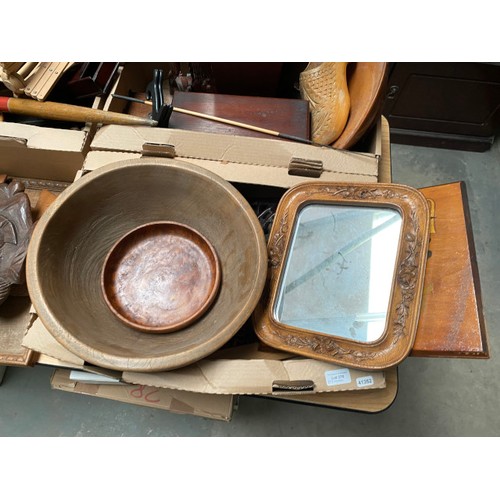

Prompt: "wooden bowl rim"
[26,157,268,372]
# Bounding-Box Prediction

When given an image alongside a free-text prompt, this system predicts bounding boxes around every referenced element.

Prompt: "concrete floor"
[0,137,498,437]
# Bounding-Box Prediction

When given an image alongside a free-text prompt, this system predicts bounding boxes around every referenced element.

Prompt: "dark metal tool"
[145,69,173,127]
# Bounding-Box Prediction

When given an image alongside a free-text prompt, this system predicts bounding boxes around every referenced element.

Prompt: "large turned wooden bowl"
[26,158,268,372]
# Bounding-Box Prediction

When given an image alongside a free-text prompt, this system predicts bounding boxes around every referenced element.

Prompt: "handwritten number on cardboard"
[129,385,160,403]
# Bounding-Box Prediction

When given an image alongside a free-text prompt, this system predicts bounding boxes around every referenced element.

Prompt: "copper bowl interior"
[101,221,221,333]
[27,158,267,372]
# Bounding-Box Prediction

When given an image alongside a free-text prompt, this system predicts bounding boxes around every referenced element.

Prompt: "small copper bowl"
[102,221,221,333]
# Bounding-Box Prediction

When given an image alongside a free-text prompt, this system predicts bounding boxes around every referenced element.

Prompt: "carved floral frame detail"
[253,182,430,371]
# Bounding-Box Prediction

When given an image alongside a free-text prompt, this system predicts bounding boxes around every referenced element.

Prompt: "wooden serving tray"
[412,181,488,357]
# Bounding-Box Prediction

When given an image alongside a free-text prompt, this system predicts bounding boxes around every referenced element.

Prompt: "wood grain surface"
[333,62,389,150]
[102,222,220,333]
[27,158,268,372]
[168,91,310,141]
[412,182,488,357]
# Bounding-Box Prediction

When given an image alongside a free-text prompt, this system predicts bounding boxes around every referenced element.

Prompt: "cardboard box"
[271,366,398,414]
[22,127,389,418]
[0,91,110,182]
[84,123,381,187]
[84,62,383,187]
[0,122,90,182]
[51,369,234,422]
[24,317,386,397]
[122,354,386,396]
[12,62,395,417]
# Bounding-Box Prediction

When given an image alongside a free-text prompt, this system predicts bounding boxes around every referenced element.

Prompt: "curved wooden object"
[27,158,268,372]
[300,62,350,145]
[102,221,221,333]
[333,62,389,150]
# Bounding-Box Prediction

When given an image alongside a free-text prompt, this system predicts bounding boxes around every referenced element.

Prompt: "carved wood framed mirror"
[253,182,430,370]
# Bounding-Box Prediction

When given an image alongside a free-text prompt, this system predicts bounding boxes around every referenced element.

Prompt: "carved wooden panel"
[0,181,33,305]
[0,178,64,367]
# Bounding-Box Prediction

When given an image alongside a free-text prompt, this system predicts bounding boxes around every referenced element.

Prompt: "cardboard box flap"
[22,318,84,366]
[90,125,379,177]
[122,358,386,395]
[37,353,85,370]
[51,369,234,422]
[23,313,385,396]
[22,319,122,378]
[274,366,398,414]
[83,150,377,187]
[0,122,87,152]
[208,342,296,361]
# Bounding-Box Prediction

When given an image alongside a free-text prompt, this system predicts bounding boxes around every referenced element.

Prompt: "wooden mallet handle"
[0,97,158,127]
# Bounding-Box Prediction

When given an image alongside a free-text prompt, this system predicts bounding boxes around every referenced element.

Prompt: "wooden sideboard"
[382,62,500,151]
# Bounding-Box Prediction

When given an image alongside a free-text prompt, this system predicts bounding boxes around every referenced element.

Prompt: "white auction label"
[356,375,374,388]
[324,368,351,386]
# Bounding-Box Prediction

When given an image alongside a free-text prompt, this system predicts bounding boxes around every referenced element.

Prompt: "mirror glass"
[273,203,403,343]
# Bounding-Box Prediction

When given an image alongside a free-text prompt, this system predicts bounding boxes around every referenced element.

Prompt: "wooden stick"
[0,97,158,127]
[112,93,314,145]
[174,106,283,136]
